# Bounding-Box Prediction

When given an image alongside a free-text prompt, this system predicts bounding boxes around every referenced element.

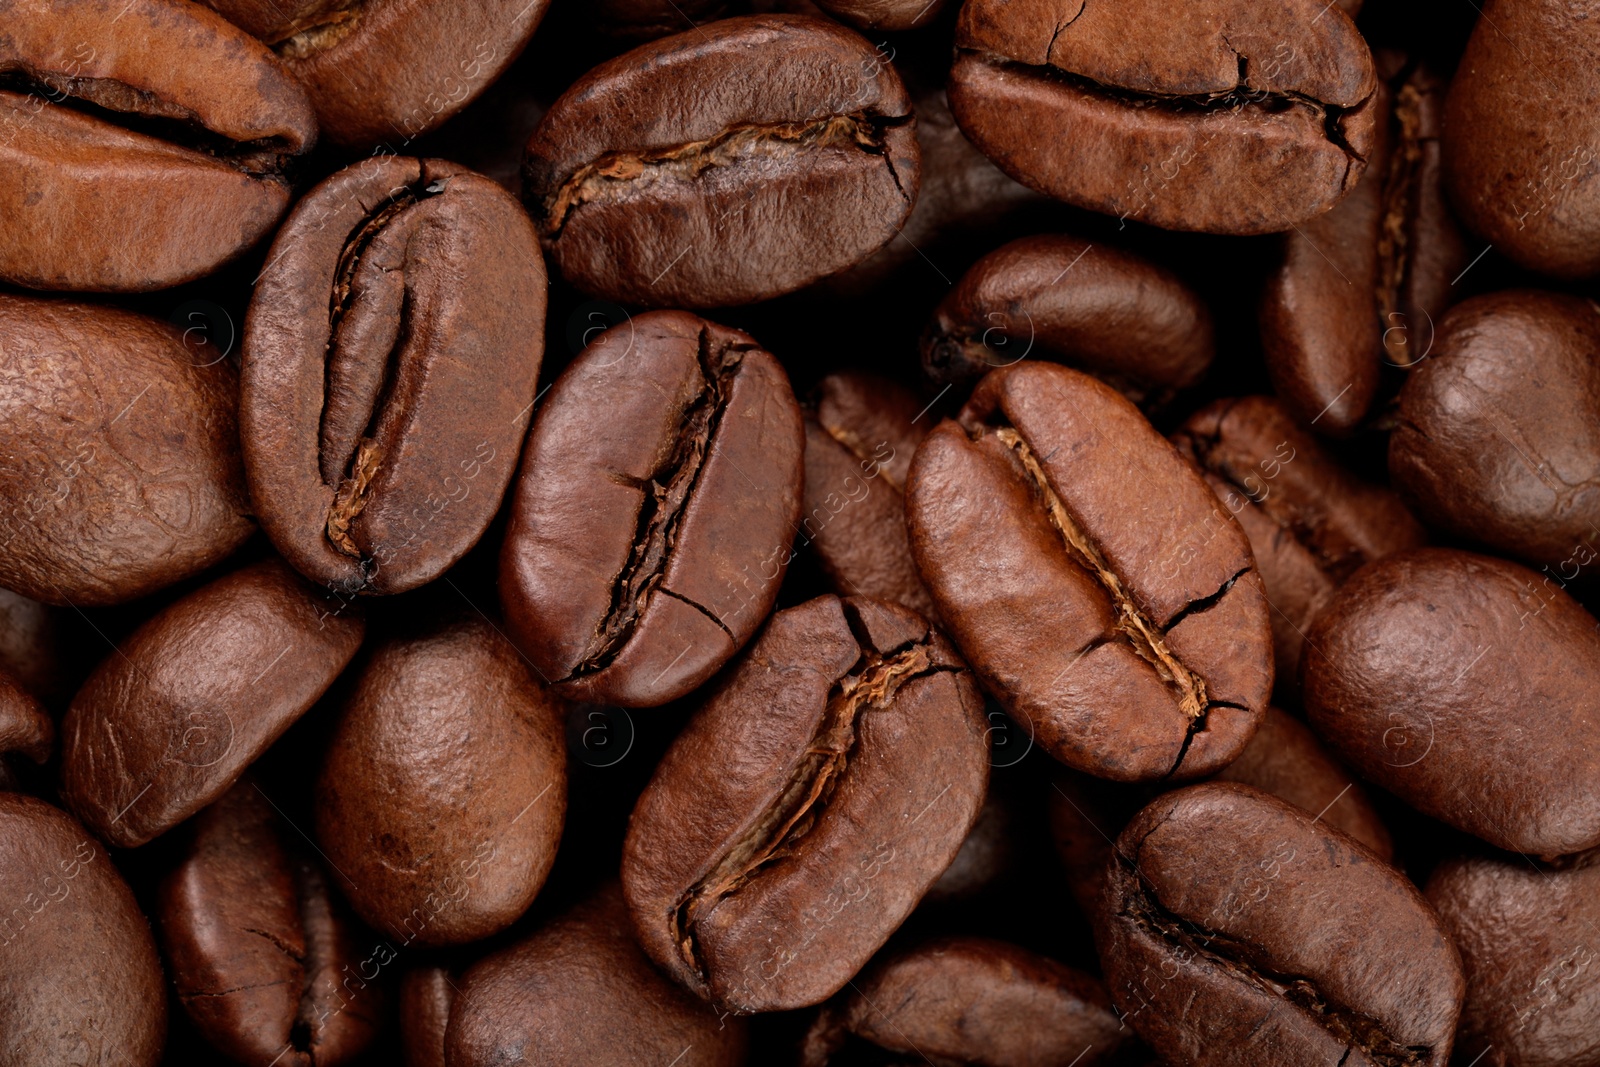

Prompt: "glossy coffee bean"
[316,617,566,947]
[158,779,382,1067]
[906,362,1272,782]
[0,0,316,291]
[1171,395,1426,696]
[398,965,454,1067]
[500,310,804,707]
[523,15,919,307]
[1389,291,1600,571]
[921,234,1214,407]
[444,885,749,1067]
[1443,0,1600,279]
[0,794,165,1067]
[243,156,546,597]
[1097,783,1463,1067]
[60,559,364,849]
[622,595,988,1012]
[1304,548,1600,857]
[0,295,253,606]
[948,0,1377,234]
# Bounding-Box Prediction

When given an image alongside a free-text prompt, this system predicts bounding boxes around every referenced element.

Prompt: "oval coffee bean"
[948,0,1377,234]
[1442,0,1600,279]
[243,156,546,596]
[0,0,316,291]
[398,965,454,1067]
[1097,783,1463,1067]
[906,362,1272,782]
[316,616,566,947]
[0,295,253,605]
[0,794,165,1067]
[445,885,749,1067]
[60,559,364,848]
[1389,291,1600,571]
[921,233,1214,406]
[622,595,988,1012]
[1303,548,1600,856]
[0,589,70,707]
[0,668,52,769]
[500,310,803,707]
[522,14,919,307]
[158,779,382,1067]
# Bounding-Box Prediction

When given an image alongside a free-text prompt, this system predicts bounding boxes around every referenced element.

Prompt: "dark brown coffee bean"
[1426,851,1600,1067]
[444,884,749,1067]
[522,14,919,307]
[59,559,364,849]
[1389,291,1600,571]
[0,589,70,708]
[0,667,52,773]
[1171,395,1427,696]
[242,156,546,597]
[622,595,988,1012]
[500,310,804,707]
[0,295,253,606]
[811,0,945,31]
[316,616,565,947]
[906,363,1272,783]
[1443,0,1600,279]
[1303,548,1600,857]
[921,234,1214,407]
[158,779,383,1067]
[0,794,166,1067]
[948,0,1377,234]
[0,0,316,291]
[1097,783,1463,1067]
[398,965,454,1067]
[1262,57,1468,433]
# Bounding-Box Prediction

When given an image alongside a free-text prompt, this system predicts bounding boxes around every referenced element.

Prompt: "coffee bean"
[0,589,70,708]
[921,234,1214,406]
[242,156,546,597]
[444,884,749,1067]
[315,616,566,947]
[811,0,946,32]
[0,295,253,606]
[622,595,988,1013]
[948,0,1377,234]
[0,0,316,291]
[398,965,454,1067]
[59,559,364,849]
[1303,548,1600,857]
[1097,782,1463,1067]
[1389,291,1600,571]
[0,794,166,1067]
[158,778,383,1067]
[500,310,804,708]
[0,668,51,770]
[522,14,919,307]
[906,362,1272,783]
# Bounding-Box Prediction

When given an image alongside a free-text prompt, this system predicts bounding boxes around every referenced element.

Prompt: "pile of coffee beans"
[2,0,1598,1064]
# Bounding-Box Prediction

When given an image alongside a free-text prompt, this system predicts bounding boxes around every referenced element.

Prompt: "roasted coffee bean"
[811,0,945,32]
[1171,395,1426,697]
[445,884,749,1067]
[0,589,69,707]
[199,0,551,150]
[158,779,382,1067]
[0,0,315,291]
[906,363,1272,783]
[60,559,364,849]
[622,595,988,1012]
[1426,851,1600,1067]
[315,616,566,947]
[242,156,546,597]
[0,667,52,771]
[948,0,1377,234]
[0,295,253,606]
[1443,0,1600,279]
[921,234,1214,407]
[1097,783,1463,1067]
[1261,57,1468,433]
[0,794,165,1067]
[1389,291,1600,571]
[500,310,804,707]
[802,372,935,620]
[522,15,919,307]
[398,965,454,1067]
[1303,548,1600,857]
[591,0,732,39]
[802,937,1128,1067]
